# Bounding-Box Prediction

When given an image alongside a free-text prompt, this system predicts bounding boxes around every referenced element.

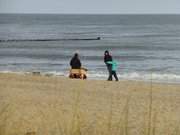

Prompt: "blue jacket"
[107,61,118,71]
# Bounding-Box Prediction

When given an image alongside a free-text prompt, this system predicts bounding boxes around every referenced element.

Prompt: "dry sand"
[0,73,180,135]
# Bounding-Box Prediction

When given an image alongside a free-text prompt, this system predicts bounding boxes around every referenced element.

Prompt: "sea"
[0,14,180,83]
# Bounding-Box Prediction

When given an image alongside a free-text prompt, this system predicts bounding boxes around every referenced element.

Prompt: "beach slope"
[0,73,180,135]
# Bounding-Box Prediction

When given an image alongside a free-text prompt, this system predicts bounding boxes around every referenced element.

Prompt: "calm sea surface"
[0,14,180,82]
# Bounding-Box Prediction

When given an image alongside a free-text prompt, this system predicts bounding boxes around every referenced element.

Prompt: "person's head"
[74,53,79,58]
[104,50,109,56]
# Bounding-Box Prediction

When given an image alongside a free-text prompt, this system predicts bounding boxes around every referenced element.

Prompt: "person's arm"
[79,60,81,68]
[106,61,113,64]
[106,61,112,64]
[70,58,73,67]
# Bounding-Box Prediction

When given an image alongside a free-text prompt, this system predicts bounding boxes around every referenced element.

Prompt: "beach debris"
[32,71,41,75]
[25,131,36,135]
[69,68,88,79]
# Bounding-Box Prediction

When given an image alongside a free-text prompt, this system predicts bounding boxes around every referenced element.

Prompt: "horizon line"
[0,12,180,15]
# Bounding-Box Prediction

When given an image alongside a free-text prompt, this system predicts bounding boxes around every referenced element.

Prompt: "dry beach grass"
[0,73,180,135]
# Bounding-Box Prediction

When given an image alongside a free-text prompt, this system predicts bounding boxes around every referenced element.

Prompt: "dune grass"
[0,73,180,135]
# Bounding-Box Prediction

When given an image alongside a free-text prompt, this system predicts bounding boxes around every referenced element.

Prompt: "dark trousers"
[107,65,118,81]
[112,71,118,81]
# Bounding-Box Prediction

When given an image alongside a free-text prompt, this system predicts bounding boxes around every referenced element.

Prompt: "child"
[107,60,119,81]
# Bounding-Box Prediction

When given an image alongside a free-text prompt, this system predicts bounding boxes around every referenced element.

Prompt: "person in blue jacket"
[104,50,118,81]
[104,50,113,80]
[107,60,119,81]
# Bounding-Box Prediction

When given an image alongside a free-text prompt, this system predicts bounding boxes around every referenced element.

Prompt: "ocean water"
[0,14,180,83]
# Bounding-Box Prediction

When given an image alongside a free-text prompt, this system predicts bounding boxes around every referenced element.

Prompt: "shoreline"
[1,72,180,88]
[0,71,180,85]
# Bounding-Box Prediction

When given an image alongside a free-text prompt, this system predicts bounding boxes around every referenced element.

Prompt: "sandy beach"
[0,73,180,135]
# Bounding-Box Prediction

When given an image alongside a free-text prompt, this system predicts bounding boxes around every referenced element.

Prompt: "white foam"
[120,73,180,83]
[88,71,180,83]
[0,70,27,74]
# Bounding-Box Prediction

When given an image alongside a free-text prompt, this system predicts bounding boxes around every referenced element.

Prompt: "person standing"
[104,50,113,81]
[104,50,118,81]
